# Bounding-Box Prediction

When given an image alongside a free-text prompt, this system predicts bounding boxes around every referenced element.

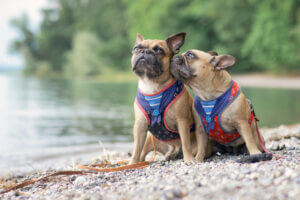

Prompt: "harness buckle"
[152,110,160,116]
[206,116,212,123]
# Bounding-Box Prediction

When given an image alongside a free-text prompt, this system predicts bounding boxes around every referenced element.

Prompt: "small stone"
[70,175,76,181]
[74,176,86,186]
[14,191,21,196]
[287,146,295,150]
[194,181,202,187]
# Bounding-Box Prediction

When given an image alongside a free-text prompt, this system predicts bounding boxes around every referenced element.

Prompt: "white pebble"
[74,176,86,186]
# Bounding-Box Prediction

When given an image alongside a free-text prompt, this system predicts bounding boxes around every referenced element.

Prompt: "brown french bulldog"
[129,33,197,164]
[170,49,272,162]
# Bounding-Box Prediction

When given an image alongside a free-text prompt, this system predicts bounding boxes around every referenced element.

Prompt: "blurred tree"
[125,0,254,71]
[125,0,218,57]
[202,0,257,72]
[10,0,300,77]
[74,0,131,70]
[37,0,76,72]
[64,31,102,78]
[242,0,299,72]
[10,14,38,75]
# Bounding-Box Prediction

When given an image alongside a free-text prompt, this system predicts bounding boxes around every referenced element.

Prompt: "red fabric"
[202,115,241,145]
[202,82,254,145]
[228,81,239,102]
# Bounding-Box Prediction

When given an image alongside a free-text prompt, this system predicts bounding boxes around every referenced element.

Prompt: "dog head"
[170,49,236,85]
[131,32,186,80]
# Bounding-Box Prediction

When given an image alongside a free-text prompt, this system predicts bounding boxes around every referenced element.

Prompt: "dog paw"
[184,156,196,165]
[195,154,205,162]
[235,153,273,163]
[129,158,139,165]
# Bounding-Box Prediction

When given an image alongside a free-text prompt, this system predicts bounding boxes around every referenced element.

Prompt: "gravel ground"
[1,125,299,200]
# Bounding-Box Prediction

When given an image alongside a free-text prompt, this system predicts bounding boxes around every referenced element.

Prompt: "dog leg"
[195,126,208,162]
[130,120,148,164]
[140,133,154,161]
[165,145,175,161]
[205,140,212,158]
[178,120,195,164]
[236,120,261,155]
[235,120,273,163]
[251,121,265,152]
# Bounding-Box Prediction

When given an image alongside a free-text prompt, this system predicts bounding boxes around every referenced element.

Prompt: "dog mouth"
[133,57,149,70]
[170,57,196,82]
[132,53,163,78]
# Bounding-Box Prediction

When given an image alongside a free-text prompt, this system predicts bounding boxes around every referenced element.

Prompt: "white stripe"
[150,103,160,106]
[145,96,162,100]
[203,105,214,108]
[206,112,211,114]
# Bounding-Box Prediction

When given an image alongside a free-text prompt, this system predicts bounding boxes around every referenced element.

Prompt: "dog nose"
[174,56,184,65]
[145,49,152,54]
[141,49,152,54]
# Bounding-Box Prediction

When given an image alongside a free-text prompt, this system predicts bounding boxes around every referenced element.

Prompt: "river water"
[0,74,299,174]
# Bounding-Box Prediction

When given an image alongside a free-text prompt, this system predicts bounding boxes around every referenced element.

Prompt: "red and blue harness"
[194,81,255,145]
[136,80,194,142]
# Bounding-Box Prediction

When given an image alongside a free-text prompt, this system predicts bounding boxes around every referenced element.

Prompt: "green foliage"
[64,31,103,78]
[10,0,300,78]
[9,14,39,75]
[242,0,299,72]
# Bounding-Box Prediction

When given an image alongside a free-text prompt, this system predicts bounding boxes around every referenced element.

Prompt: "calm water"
[0,74,299,173]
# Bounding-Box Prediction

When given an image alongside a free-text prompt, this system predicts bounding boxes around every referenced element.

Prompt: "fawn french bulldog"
[170,50,272,162]
[129,33,197,164]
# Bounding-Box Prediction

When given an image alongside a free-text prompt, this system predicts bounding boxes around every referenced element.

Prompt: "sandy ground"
[0,124,299,200]
[232,74,300,89]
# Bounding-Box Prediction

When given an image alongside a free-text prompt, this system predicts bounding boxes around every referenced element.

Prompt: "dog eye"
[133,46,140,51]
[153,46,163,54]
[186,52,195,59]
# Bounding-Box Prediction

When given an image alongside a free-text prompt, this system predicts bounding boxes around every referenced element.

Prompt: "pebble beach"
[1,124,299,200]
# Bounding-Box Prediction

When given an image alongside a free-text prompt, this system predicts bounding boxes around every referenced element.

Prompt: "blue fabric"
[200,100,216,123]
[145,94,162,116]
[194,81,241,134]
[137,81,191,141]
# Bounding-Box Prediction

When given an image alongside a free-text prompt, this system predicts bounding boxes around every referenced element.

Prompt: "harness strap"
[252,114,281,160]
[254,119,271,154]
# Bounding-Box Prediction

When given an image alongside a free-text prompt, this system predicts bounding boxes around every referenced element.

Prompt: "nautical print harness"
[194,81,255,145]
[136,80,193,142]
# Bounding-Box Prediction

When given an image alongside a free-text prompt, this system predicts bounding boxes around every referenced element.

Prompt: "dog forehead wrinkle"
[150,40,169,52]
[135,44,143,48]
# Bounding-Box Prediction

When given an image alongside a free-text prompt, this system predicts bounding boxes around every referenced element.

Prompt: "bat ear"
[210,55,236,70]
[135,33,144,44]
[166,32,186,54]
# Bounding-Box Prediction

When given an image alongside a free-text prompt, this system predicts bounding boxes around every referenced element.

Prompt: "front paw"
[195,153,205,162]
[129,158,139,165]
[184,155,196,165]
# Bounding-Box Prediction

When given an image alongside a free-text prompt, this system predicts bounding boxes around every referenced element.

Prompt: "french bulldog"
[170,49,272,162]
[129,33,197,164]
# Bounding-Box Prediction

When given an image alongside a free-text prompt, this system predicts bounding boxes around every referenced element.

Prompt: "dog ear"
[210,55,236,70]
[166,32,186,54]
[135,33,144,44]
[207,51,218,56]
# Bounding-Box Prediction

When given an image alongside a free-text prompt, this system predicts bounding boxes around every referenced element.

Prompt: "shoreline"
[2,72,300,89]
[232,74,300,89]
[1,124,299,199]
